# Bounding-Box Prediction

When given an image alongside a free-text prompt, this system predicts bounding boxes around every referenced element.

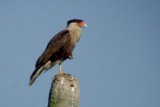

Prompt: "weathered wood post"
[48,73,80,107]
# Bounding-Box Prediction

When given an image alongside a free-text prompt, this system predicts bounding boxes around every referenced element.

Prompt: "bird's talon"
[68,55,73,59]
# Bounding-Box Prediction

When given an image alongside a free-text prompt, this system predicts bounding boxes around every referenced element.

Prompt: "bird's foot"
[68,54,73,59]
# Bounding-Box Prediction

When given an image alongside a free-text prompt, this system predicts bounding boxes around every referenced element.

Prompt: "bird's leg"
[68,53,73,59]
[59,63,62,74]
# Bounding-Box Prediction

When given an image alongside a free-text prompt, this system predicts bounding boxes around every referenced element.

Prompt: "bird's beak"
[83,23,87,28]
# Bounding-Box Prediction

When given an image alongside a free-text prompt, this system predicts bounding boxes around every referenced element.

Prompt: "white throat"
[67,23,82,45]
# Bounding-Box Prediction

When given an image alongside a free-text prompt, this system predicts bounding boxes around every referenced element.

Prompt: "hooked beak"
[83,23,87,28]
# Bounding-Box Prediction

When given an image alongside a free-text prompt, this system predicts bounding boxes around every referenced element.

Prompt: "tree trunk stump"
[48,73,80,107]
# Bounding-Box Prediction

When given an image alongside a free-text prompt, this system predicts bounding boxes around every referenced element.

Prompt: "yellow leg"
[59,63,62,74]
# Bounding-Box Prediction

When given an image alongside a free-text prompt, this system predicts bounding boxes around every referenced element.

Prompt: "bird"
[29,19,87,86]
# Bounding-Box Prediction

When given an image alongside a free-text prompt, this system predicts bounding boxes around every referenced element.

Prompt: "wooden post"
[48,73,80,107]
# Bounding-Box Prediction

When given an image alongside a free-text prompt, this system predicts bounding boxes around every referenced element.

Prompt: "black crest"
[67,19,83,26]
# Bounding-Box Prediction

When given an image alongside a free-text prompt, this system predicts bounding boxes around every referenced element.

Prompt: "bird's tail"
[29,66,43,86]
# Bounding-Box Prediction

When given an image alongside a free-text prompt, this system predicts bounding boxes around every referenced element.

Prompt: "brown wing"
[35,29,70,68]
[29,30,71,86]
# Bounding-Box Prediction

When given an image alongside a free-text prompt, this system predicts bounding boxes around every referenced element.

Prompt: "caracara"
[29,19,87,86]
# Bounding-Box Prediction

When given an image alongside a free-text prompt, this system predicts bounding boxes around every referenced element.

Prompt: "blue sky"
[0,0,160,107]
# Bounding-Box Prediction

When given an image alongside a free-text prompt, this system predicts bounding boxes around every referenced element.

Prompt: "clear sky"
[0,0,160,107]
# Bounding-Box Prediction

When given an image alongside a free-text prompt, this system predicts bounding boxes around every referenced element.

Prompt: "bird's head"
[67,19,87,28]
